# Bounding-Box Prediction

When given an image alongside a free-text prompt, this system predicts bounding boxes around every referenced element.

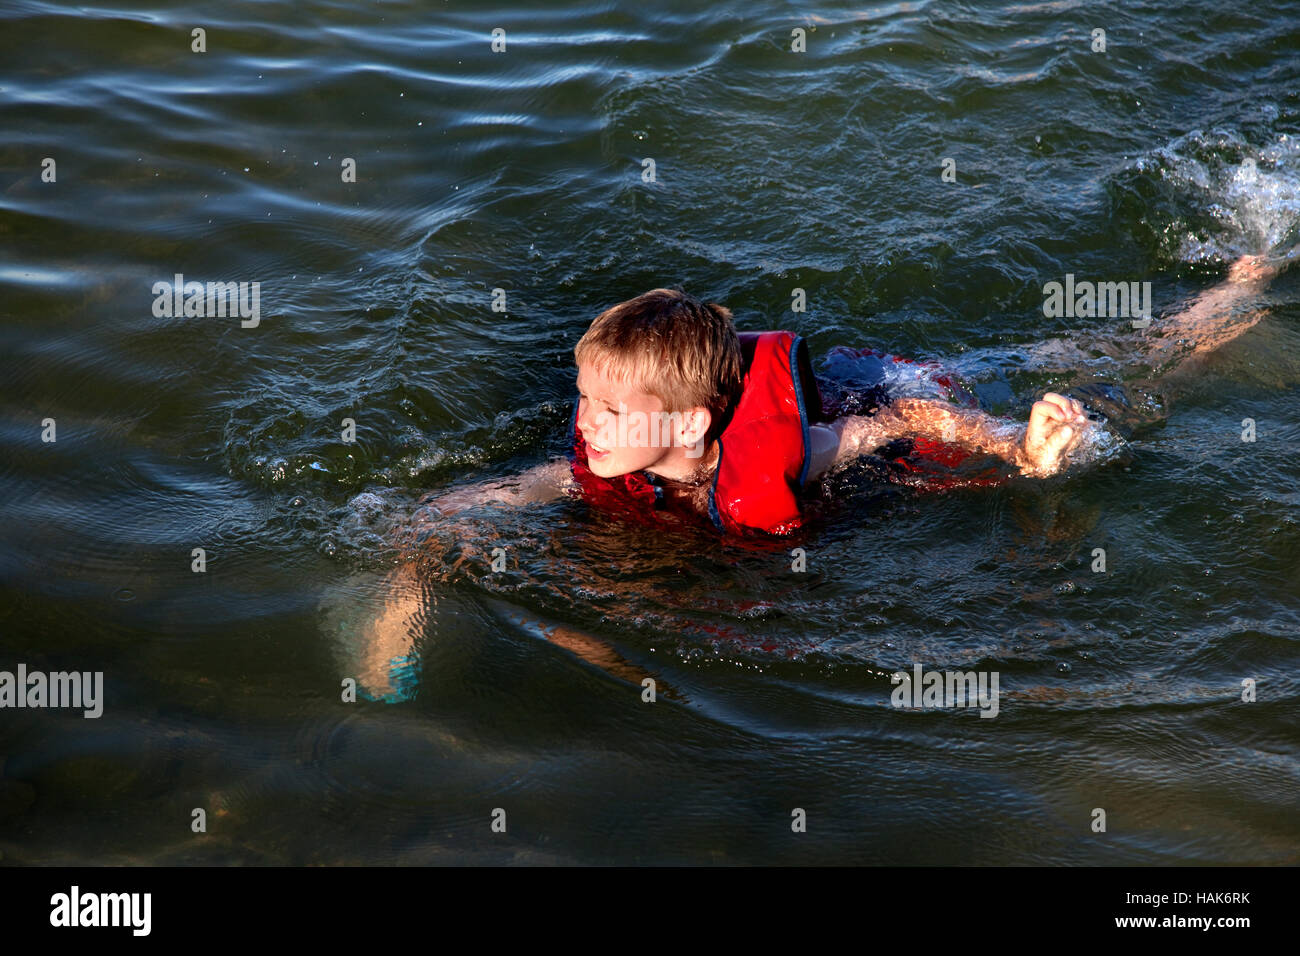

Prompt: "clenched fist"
[1019,392,1089,477]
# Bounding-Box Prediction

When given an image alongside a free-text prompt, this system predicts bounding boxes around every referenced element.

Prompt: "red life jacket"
[568,331,1004,535]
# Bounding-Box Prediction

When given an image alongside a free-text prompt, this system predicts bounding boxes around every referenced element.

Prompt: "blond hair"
[574,288,743,441]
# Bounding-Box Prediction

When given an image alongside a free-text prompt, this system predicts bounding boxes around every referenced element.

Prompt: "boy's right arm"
[394,458,574,567]
[415,458,575,516]
[356,458,575,700]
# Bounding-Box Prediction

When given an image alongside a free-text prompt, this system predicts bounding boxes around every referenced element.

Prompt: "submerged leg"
[970,255,1287,436]
[986,255,1283,381]
[321,565,429,703]
[1140,254,1282,379]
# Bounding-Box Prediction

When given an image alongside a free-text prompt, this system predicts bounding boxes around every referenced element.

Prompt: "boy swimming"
[347,251,1286,697]
[425,293,1089,535]
[423,251,1282,532]
[570,293,1081,533]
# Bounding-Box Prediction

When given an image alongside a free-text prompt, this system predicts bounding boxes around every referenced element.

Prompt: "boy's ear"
[682,407,711,445]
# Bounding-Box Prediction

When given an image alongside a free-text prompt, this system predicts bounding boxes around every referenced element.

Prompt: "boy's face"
[575,360,709,480]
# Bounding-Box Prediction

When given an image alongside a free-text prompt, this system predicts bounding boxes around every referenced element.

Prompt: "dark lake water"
[2,0,1298,864]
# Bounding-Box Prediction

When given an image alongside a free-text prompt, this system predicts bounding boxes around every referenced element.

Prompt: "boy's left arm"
[807,392,1090,481]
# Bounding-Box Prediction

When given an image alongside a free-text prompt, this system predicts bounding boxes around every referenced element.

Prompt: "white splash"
[1139,129,1300,266]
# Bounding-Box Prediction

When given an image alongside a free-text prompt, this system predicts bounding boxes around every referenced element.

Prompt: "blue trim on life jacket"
[789,334,812,488]
[643,470,665,503]
[707,436,725,531]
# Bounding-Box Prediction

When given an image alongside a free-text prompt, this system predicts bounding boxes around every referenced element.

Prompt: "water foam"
[1132,128,1300,267]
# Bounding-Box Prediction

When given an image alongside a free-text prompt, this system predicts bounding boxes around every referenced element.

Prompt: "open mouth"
[585,436,611,460]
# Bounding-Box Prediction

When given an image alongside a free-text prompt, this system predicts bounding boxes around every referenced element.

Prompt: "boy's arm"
[353,458,575,700]
[807,392,1090,481]
[417,458,575,516]
[395,457,575,564]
